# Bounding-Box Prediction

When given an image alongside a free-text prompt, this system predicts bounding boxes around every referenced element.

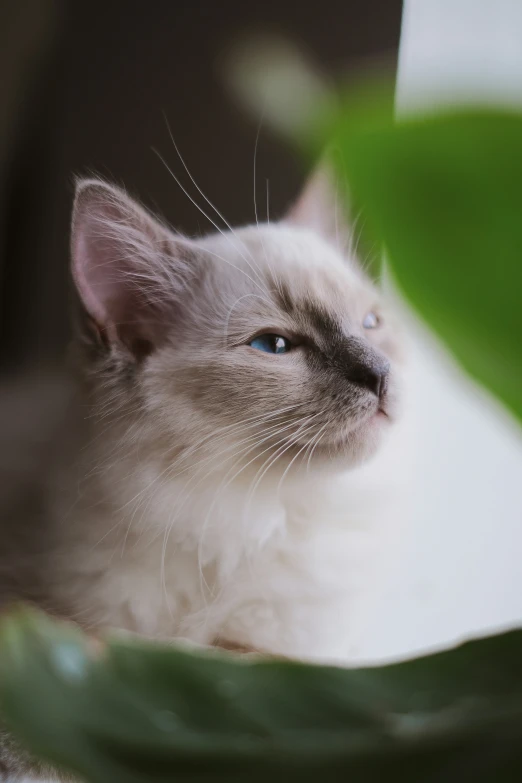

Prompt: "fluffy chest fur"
[45,393,412,663]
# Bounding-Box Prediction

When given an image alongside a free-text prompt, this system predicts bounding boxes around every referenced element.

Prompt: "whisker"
[114,405,304,524]
[162,404,304,480]
[154,414,309,604]
[153,147,266,288]
[190,242,270,299]
[242,414,323,519]
[235,420,323,544]
[306,421,329,473]
[141,407,307,553]
[277,420,330,500]
[252,107,279,284]
[222,293,267,347]
[194,413,317,598]
[163,114,262,271]
[253,106,265,232]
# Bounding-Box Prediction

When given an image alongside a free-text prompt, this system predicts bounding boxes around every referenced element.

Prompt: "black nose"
[343,343,390,399]
[362,363,389,399]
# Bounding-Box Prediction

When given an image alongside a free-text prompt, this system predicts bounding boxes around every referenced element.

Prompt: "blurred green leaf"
[326,107,522,423]
[225,41,522,420]
[0,610,521,782]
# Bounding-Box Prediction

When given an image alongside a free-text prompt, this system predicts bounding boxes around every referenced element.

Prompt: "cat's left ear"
[71,178,199,358]
[285,161,352,252]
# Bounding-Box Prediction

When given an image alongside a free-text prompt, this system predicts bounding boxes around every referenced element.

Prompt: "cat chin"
[309,413,392,471]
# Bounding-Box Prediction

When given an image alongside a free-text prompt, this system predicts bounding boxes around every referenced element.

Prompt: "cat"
[0,163,412,780]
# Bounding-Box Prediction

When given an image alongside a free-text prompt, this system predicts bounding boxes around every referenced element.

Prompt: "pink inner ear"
[71,181,173,352]
[73,218,117,327]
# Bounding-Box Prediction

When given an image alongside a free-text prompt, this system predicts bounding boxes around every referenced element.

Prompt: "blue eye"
[363,311,380,329]
[249,334,292,354]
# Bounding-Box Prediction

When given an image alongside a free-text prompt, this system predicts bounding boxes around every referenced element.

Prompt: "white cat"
[0,165,413,779]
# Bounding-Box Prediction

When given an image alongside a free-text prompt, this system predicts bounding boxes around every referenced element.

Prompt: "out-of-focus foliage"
[0,48,521,783]
[1,609,522,783]
[324,103,522,423]
[226,38,522,422]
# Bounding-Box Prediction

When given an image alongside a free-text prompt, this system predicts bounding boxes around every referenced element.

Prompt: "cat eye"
[363,311,380,329]
[249,334,292,354]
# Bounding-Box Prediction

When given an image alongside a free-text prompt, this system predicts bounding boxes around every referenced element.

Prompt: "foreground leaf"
[326,107,522,423]
[226,43,522,422]
[0,610,521,782]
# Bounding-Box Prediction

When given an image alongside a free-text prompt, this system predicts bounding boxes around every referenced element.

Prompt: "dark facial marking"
[297,300,390,401]
[333,336,390,398]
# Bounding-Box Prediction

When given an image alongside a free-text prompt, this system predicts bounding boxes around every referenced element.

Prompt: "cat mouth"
[283,398,393,455]
[321,405,390,445]
[356,398,390,423]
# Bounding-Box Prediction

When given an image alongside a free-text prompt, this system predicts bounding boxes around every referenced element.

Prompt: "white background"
[359,0,522,661]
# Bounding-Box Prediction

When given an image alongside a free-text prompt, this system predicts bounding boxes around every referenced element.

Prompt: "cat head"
[71,167,405,485]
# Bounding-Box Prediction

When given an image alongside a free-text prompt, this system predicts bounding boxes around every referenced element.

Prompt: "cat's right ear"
[71,179,197,358]
[285,161,352,253]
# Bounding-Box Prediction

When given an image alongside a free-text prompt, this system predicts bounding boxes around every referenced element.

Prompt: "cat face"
[71,170,404,483]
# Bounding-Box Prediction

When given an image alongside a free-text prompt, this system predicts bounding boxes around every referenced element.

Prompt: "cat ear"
[285,161,352,251]
[71,179,195,358]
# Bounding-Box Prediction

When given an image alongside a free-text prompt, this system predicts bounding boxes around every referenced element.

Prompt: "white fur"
[52,221,414,664]
[47,181,414,665]
[53,416,412,664]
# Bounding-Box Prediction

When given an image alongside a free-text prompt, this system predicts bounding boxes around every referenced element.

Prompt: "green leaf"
[327,107,522,423]
[225,43,521,419]
[1,610,522,782]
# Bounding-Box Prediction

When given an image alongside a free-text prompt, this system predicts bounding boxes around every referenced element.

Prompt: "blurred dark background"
[0,0,402,371]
